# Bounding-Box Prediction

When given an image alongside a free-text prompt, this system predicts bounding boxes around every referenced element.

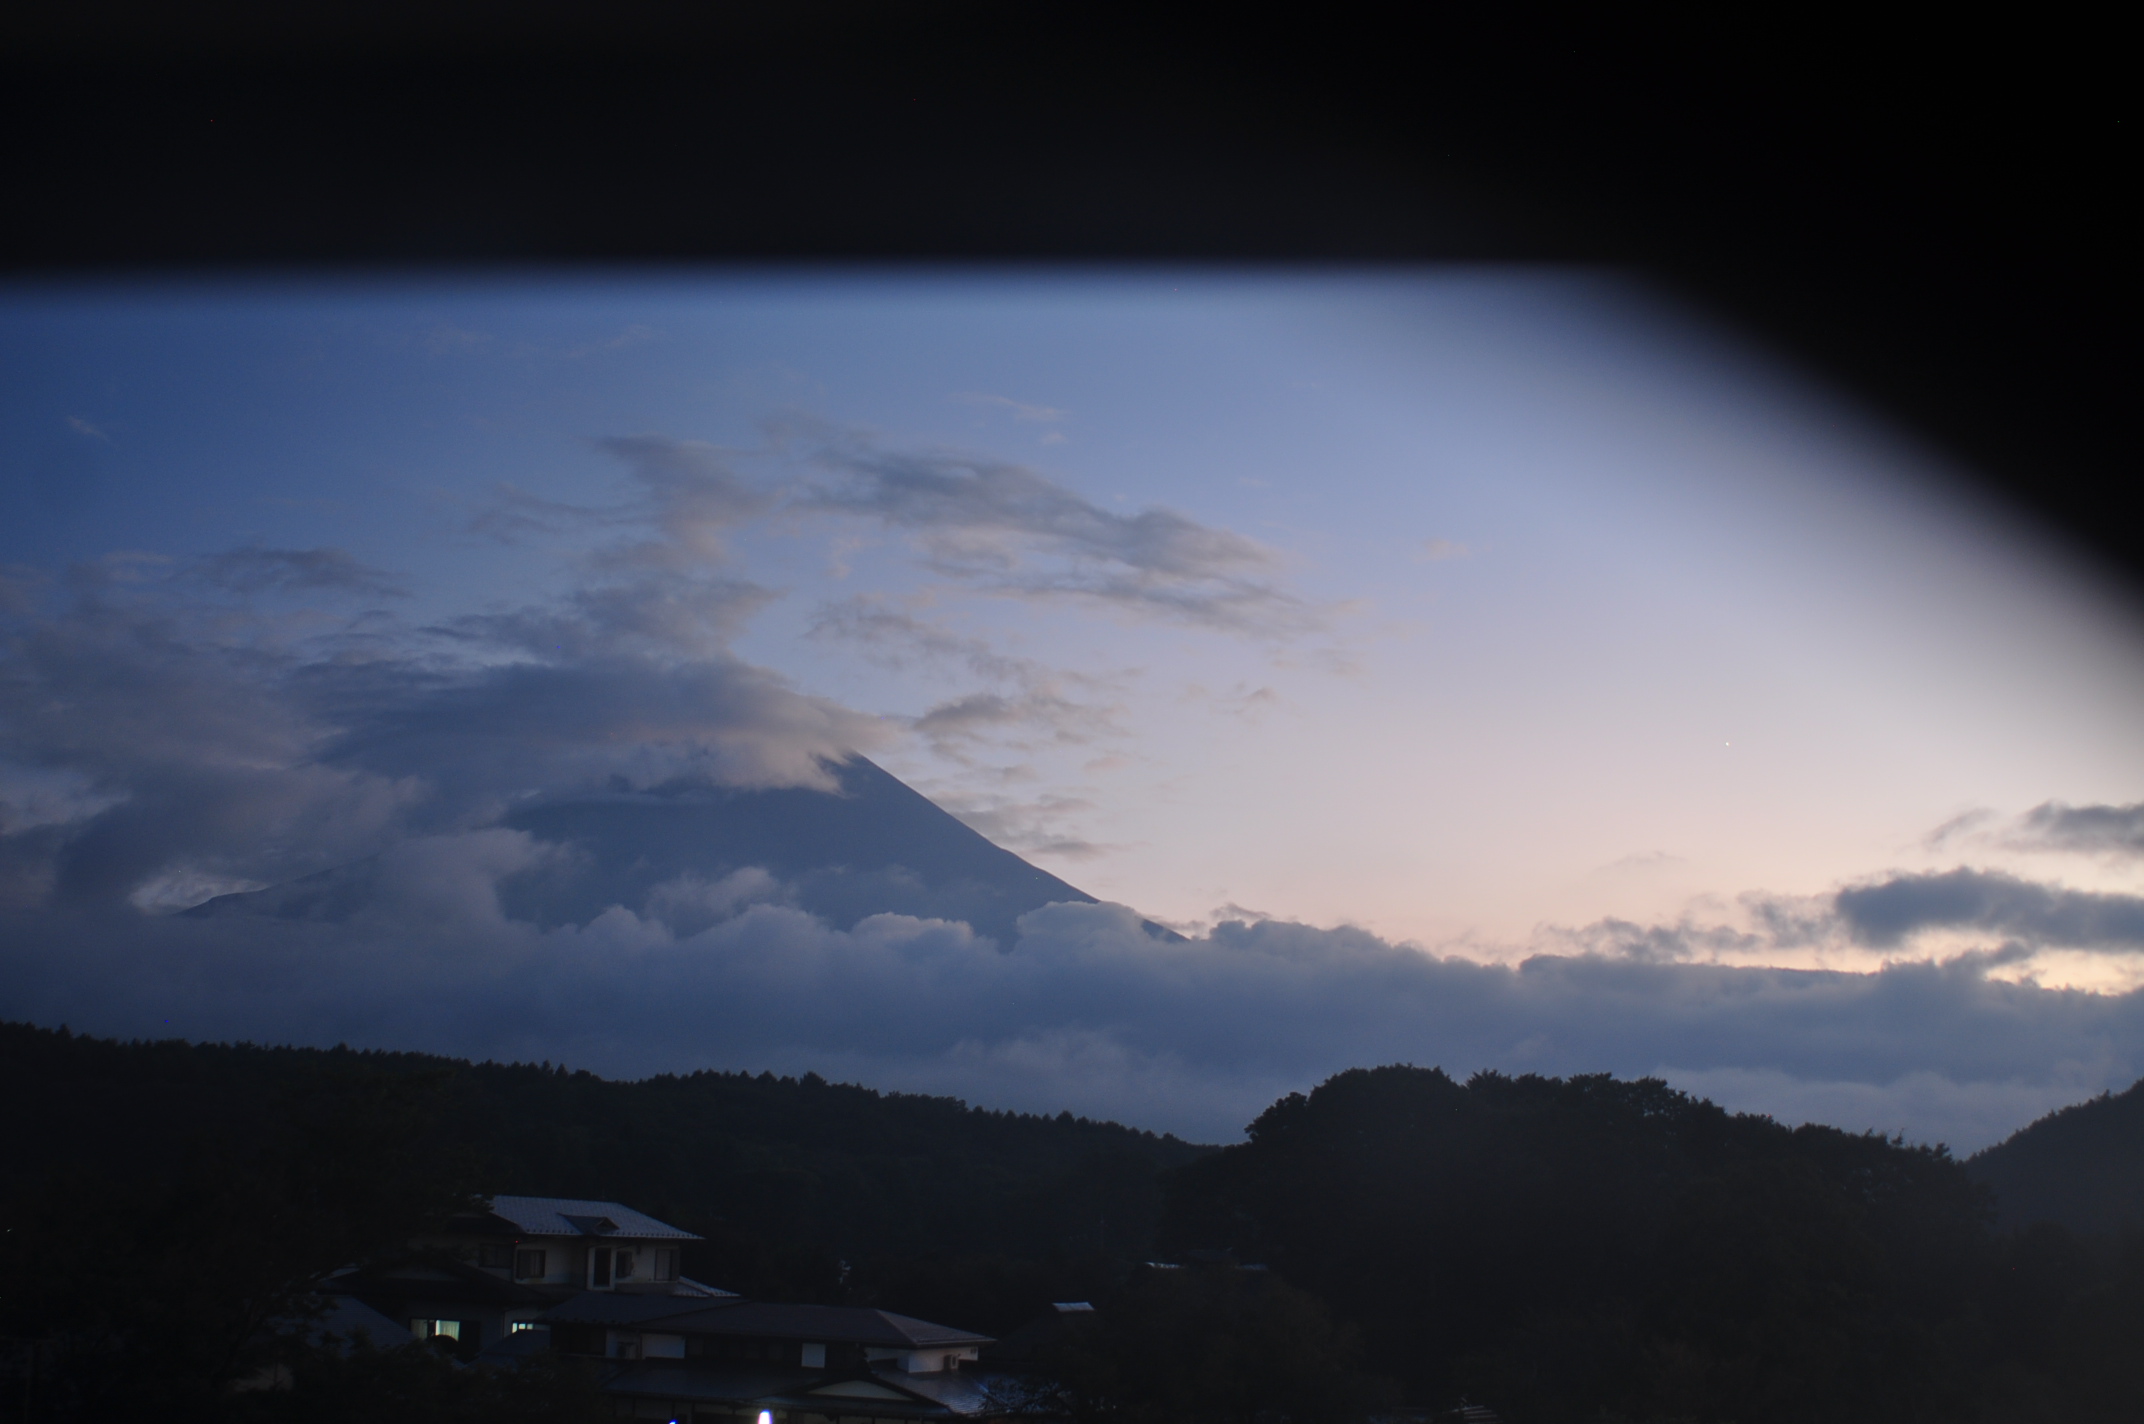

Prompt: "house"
[336,1192,1009,1418]
[333,1194,729,1351]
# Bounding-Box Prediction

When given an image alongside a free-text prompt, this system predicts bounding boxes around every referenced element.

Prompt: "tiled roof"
[484,1195,701,1240]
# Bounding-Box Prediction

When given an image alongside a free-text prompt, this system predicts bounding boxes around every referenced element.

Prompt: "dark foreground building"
[336,1194,1012,1422]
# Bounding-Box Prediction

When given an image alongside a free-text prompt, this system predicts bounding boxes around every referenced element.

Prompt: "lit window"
[509,1321,543,1334]
[412,1319,461,1341]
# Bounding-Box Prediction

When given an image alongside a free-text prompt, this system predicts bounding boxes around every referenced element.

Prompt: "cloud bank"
[3,871,2134,1151]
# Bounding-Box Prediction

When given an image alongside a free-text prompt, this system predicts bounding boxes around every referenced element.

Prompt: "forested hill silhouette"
[7,1029,2139,1421]
[187,754,1178,948]
[0,1020,1205,1321]
[1156,1065,2144,1422]
[1968,1076,2144,1235]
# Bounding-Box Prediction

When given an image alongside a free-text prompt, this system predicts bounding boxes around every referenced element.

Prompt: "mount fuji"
[186,756,1177,947]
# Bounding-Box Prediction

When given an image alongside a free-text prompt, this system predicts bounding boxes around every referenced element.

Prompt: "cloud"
[809,597,1128,763]
[314,653,878,807]
[808,599,1032,682]
[591,436,775,568]
[1833,868,2144,951]
[196,546,407,599]
[2,882,2135,1150]
[66,416,110,441]
[936,792,1113,861]
[1415,537,1469,562]
[0,513,880,913]
[466,437,772,557]
[1558,867,2144,972]
[2012,800,2144,858]
[798,438,1319,634]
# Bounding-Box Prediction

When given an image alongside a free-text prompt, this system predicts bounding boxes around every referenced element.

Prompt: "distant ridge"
[1966,1076,2144,1235]
[188,754,1180,948]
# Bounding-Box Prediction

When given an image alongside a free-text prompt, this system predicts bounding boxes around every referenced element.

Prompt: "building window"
[515,1248,547,1279]
[509,1321,543,1334]
[653,1248,679,1282]
[615,1249,637,1280]
[614,1335,640,1360]
[412,1319,461,1341]
[590,1248,613,1288]
[477,1243,513,1269]
[800,1342,826,1368]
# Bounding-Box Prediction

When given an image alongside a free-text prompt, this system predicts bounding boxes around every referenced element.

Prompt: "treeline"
[4,1023,2142,1422]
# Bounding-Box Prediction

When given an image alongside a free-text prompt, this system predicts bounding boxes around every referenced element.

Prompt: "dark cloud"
[2013,800,2144,858]
[1835,868,2144,951]
[2,883,2134,1150]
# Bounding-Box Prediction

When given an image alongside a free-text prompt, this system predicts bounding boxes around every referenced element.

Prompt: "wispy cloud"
[938,792,1113,860]
[65,416,110,441]
[467,437,774,559]
[809,597,1128,764]
[1923,801,2144,861]
[799,438,1321,634]
[196,546,407,599]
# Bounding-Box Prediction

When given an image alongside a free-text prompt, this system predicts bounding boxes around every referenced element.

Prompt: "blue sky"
[4,270,2141,1145]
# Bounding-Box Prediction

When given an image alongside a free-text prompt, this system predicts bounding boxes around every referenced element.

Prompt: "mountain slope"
[1966,1077,2144,1235]
[188,754,1165,948]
